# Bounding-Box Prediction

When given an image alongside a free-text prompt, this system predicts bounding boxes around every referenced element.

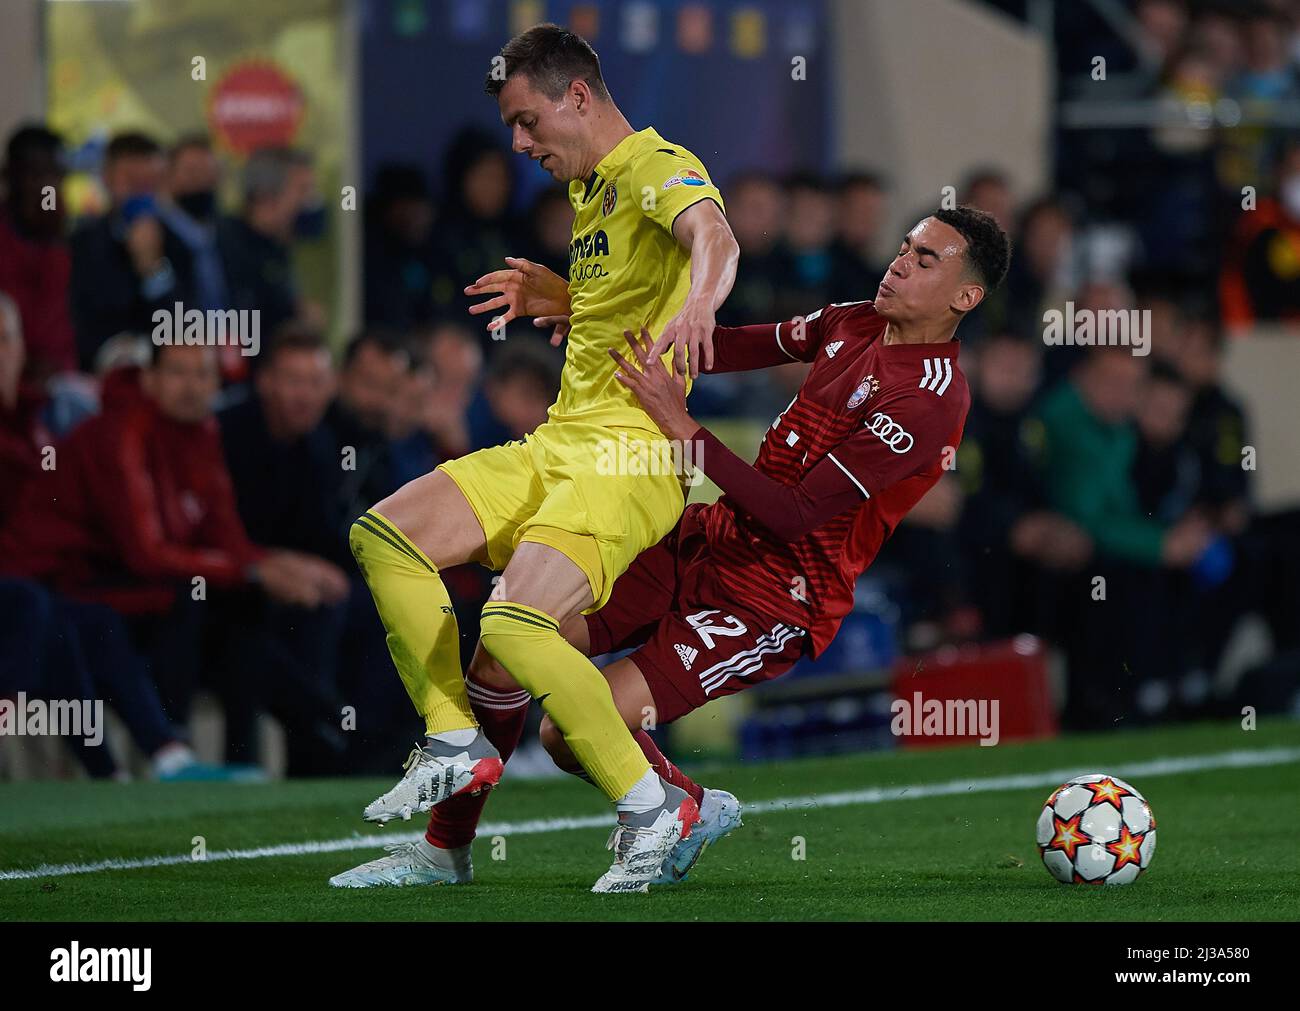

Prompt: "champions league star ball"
[1036,774,1157,885]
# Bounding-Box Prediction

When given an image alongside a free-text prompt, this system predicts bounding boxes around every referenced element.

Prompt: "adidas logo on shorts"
[674,643,698,670]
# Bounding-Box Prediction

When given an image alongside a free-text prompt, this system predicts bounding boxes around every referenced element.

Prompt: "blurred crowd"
[0,124,560,780]
[1035,0,1300,328]
[4,16,1300,776]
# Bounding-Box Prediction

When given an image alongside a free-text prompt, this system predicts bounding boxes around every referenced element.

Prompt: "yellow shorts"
[436,421,687,612]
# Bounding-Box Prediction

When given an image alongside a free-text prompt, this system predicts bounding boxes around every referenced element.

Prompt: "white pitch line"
[2,745,1297,883]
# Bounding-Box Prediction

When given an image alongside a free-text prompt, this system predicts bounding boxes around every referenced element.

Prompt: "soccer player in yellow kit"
[336,24,738,893]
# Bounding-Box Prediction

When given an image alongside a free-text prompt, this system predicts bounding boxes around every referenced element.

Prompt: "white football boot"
[652,788,742,885]
[363,735,503,825]
[591,781,700,894]
[329,839,472,888]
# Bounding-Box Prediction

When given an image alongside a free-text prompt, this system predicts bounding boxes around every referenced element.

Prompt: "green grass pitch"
[1,719,1297,921]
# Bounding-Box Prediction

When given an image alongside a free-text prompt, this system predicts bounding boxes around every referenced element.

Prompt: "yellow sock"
[479,601,649,800]
[350,510,476,735]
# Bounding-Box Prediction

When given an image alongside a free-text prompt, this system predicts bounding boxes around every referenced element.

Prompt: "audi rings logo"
[867,412,914,453]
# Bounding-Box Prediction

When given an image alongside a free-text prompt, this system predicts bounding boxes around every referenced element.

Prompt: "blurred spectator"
[1137,0,1191,70]
[957,332,1091,639]
[387,364,442,486]
[1041,278,1138,387]
[363,162,437,331]
[1036,347,1213,727]
[1038,347,1209,569]
[521,185,575,278]
[69,131,198,370]
[961,167,1015,235]
[420,321,484,457]
[829,171,889,301]
[1131,359,1234,716]
[1190,8,1246,85]
[1177,319,1251,530]
[960,169,1015,339]
[1153,45,1222,156]
[218,324,344,564]
[0,293,51,525]
[215,325,354,773]
[159,135,229,310]
[218,146,323,358]
[777,172,837,318]
[466,337,562,450]
[1133,360,1201,524]
[875,472,972,646]
[1227,7,1300,103]
[1220,138,1300,330]
[717,170,787,326]
[324,329,410,528]
[0,124,74,379]
[1007,197,1077,341]
[429,127,522,338]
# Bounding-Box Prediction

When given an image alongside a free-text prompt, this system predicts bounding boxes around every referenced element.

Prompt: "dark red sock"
[634,729,704,806]
[424,677,530,850]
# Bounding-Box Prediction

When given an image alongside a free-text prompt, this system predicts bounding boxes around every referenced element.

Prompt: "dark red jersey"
[697,301,970,656]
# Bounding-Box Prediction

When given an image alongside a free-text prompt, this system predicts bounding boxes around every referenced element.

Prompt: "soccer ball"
[1036,774,1157,885]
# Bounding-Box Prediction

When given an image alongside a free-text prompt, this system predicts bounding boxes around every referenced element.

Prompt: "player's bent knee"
[538,716,563,756]
[347,517,366,563]
[348,512,407,569]
[466,641,521,693]
[478,602,559,690]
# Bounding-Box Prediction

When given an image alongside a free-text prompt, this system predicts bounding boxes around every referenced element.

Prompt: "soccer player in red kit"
[330,206,1009,891]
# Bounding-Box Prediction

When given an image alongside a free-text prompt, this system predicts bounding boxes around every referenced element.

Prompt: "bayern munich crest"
[846,374,880,409]
[602,180,618,215]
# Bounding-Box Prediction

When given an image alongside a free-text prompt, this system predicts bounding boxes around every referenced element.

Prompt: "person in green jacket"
[1036,347,1211,569]
[1035,346,1214,729]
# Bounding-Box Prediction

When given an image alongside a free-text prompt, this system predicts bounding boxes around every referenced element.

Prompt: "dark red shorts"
[585,503,808,725]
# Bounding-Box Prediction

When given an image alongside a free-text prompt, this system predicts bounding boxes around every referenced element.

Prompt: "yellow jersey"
[554,126,724,430]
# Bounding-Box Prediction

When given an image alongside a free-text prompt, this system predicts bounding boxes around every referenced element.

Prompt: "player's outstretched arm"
[706,318,818,374]
[651,200,739,378]
[464,256,570,343]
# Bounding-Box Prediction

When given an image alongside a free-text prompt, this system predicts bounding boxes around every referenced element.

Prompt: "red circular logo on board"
[207,61,304,155]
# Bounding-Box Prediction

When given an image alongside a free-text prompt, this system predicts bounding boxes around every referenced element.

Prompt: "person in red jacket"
[0,292,50,525]
[0,125,75,380]
[0,342,346,719]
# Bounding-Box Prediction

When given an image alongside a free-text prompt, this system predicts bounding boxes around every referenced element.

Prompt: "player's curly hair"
[934,205,1011,293]
[485,23,609,101]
